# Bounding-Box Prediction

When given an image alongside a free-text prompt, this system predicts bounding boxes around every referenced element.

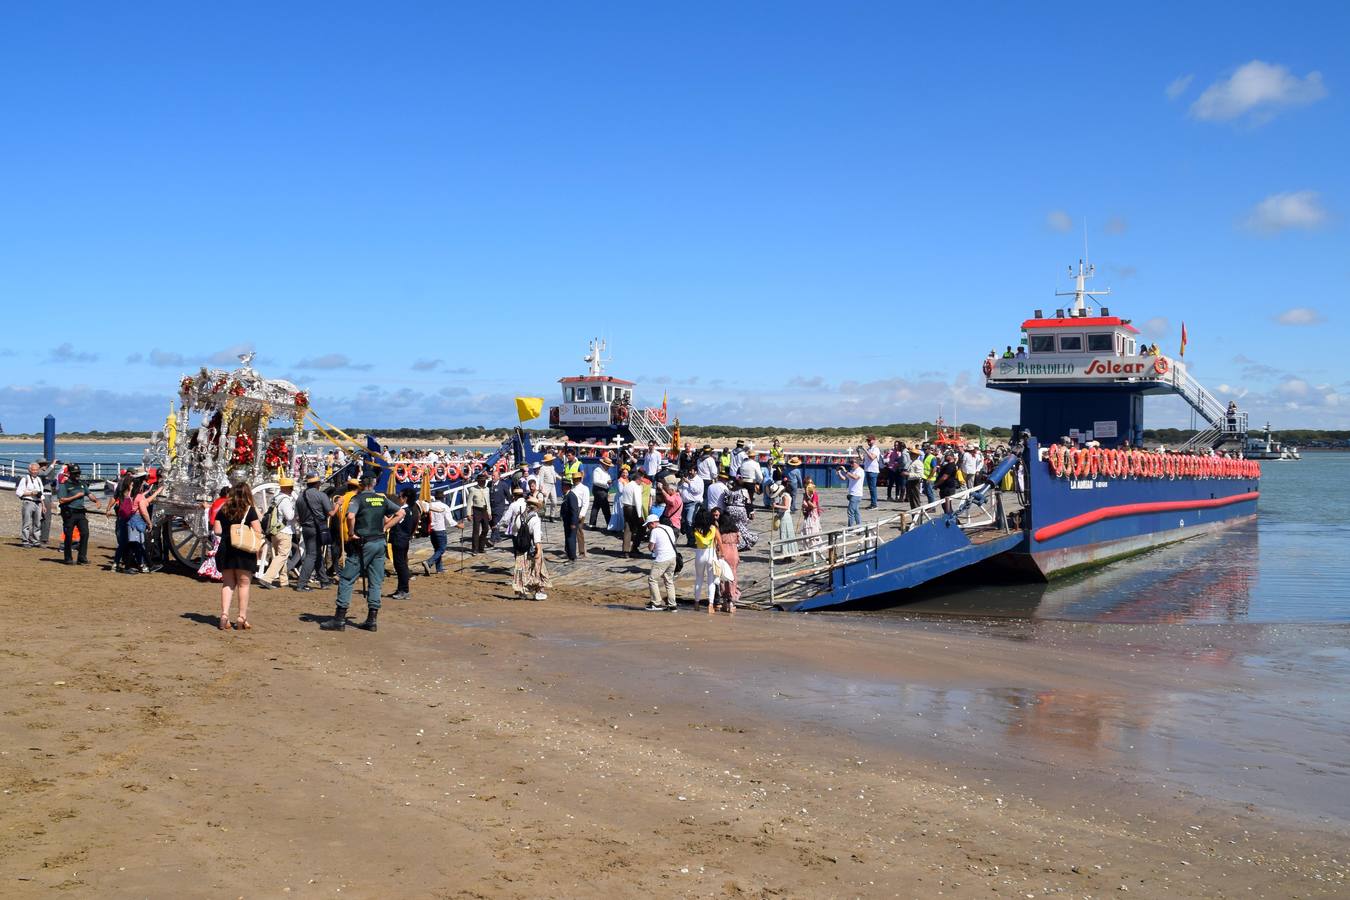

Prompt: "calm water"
[0,441,149,467]
[867,453,1350,624]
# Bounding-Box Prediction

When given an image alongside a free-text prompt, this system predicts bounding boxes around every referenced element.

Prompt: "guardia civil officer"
[321,476,405,633]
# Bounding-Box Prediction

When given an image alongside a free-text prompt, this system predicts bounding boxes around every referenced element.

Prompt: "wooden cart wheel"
[164,515,208,570]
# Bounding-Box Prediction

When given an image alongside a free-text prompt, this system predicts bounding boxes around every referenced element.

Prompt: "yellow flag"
[515,397,545,421]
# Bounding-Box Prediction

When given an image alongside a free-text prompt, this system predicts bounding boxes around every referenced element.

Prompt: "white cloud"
[1104,216,1128,235]
[147,348,186,367]
[48,343,98,363]
[1165,74,1194,100]
[1046,210,1073,233]
[1141,316,1170,339]
[296,353,373,371]
[411,358,442,371]
[208,343,255,365]
[1190,61,1327,123]
[1275,306,1326,326]
[1243,191,1329,234]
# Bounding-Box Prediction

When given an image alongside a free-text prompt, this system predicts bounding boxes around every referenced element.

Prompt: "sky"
[1,2,1347,433]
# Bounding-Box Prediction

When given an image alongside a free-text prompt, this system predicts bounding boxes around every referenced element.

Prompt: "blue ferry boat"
[987,262,1259,577]
[776,261,1261,610]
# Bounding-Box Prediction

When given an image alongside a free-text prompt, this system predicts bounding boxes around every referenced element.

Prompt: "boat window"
[604,385,613,401]
[1087,333,1114,353]
[575,386,589,402]
[1029,334,1056,353]
[565,387,575,402]
[1058,334,1083,352]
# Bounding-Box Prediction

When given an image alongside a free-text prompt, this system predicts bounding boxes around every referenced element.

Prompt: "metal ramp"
[1169,364,1247,451]
[626,403,673,447]
[769,457,1025,612]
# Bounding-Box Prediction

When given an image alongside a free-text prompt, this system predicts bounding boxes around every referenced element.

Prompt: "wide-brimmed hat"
[767,482,784,497]
[346,477,362,488]
[511,487,523,496]
[788,456,802,465]
[599,452,613,465]
[305,474,322,484]
[526,497,543,508]
[278,476,295,488]
[542,452,555,462]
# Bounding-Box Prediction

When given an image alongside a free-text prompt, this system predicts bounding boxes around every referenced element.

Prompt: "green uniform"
[337,490,398,611]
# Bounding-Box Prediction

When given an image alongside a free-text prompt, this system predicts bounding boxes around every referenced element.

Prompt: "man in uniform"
[466,470,492,553]
[321,477,405,633]
[56,463,98,564]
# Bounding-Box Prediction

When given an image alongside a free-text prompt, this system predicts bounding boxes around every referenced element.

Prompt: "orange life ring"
[982,358,994,377]
[615,406,628,422]
[393,463,408,482]
[406,464,421,481]
[1047,444,1064,477]
[494,459,508,475]
[1154,357,1170,376]
[446,465,461,481]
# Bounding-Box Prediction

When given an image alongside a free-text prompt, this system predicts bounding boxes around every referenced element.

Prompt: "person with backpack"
[257,476,297,589]
[644,513,679,611]
[511,497,550,600]
[294,474,335,592]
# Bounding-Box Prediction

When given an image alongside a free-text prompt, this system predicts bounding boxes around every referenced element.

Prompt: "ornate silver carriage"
[145,353,310,568]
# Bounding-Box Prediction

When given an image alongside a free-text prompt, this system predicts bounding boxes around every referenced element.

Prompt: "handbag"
[229,522,264,554]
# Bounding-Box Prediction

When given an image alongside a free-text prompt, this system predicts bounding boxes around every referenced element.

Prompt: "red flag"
[1180,322,1188,358]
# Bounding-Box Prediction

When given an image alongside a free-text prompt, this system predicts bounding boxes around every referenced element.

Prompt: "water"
[0,441,149,468]
[872,452,1350,624]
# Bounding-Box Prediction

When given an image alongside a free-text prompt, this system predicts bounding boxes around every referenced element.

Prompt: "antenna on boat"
[583,337,610,378]
[1055,258,1110,315]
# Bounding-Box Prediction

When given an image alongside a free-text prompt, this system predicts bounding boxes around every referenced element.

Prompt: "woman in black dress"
[212,482,262,631]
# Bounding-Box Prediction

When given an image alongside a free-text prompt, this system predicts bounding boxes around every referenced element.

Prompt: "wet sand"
[1,524,1347,896]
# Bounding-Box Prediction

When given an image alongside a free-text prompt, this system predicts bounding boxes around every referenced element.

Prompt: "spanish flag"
[1180,322,1188,358]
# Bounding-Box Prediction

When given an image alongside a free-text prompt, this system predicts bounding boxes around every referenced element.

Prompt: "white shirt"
[705,480,729,512]
[537,465,557,489]
[428,500,455,532]
[591,466,612,489]
[571,482,591,519]
[845,466,865,498]
[521,512,542,548]
[643,449,662,477]
[962,451,982,475]
[649,522,677,562]
[678,475,704,505]
[738,458,762,485]
[864,444,881,474]
[621,479,642,508]
[696,454,719,482]
[275,492,297,534]
[730,449,747,472]
[16,474,44,501]
[503,497,527,534]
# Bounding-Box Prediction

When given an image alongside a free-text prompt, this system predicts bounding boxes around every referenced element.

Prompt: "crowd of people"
[11,434,1026,631]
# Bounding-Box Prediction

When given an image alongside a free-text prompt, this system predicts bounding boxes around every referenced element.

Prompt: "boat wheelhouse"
[548,339,672,446]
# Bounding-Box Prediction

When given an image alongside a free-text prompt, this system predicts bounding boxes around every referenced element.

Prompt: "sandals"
[233,619,252,631]
[218,615,230,631]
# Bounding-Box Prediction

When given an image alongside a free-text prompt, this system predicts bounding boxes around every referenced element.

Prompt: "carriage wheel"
[164,516,208,570]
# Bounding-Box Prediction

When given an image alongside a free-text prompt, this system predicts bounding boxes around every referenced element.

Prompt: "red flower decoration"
[232,434,256,466]
[180,376,195,395]
[263,437,290,469]
[294,391,309,408]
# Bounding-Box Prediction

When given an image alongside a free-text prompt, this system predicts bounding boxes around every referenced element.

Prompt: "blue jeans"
[846,495,861,526]
[922,480,936,504]
[427,529,448,572]
[864,471,879,507]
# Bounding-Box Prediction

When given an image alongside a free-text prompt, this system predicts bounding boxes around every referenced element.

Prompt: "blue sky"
[1,2,1346,432]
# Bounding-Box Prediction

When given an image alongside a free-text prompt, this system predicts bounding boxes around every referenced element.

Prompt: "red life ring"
[615,406,628,422]
[494,459,508,475]
[982,358,994,377]
[406,464,421,481]
[393,463,408,482]
[1153,357,1170,376]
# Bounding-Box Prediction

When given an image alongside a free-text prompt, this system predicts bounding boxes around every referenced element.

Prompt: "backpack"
[263,501,284,536]
[512,513,538,555]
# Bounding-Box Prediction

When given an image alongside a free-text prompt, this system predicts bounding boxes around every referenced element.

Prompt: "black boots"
[319,605,347,631]
[357,608,379,632]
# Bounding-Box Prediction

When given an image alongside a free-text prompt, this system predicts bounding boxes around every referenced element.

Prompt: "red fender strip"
[1033,491,1260,543]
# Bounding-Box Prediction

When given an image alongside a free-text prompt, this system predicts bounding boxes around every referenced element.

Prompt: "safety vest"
[769,448,784,467]
[923,455,937,481]
[562,459,582,481]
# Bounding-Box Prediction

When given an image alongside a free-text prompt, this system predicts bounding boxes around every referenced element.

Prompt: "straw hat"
[305,474,322,484]
[542,452,556,462]
[278,476,295,488]
[788,456,802,465]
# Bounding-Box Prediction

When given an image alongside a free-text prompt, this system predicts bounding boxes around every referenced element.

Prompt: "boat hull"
[1001,441,1260,579]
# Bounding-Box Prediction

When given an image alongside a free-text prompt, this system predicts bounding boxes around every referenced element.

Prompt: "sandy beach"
[1,497,1346,897]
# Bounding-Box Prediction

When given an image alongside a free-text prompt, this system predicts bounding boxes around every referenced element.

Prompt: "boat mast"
[1055,259,1110,313]
[583,338,609,378]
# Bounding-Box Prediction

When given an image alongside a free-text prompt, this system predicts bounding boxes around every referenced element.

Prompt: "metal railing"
[2,459,141,482]
[766,481,1005,605]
